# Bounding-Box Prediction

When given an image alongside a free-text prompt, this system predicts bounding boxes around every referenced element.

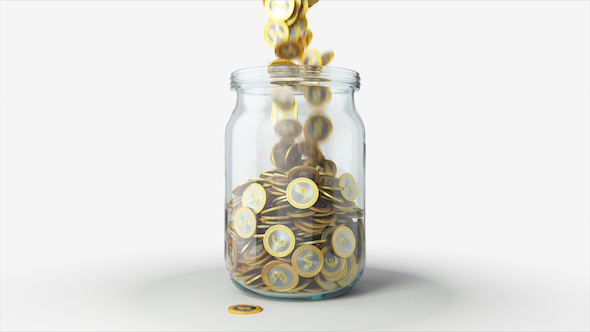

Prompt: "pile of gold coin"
[225,0,363,296]
[226,163,364,294]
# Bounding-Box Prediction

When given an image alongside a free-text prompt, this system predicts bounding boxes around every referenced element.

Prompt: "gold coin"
[260,169,282,178]
[232,179,260,196]
[233,263,259,276]
[266,175,291,187]
[313,210,335,218]
[321,159,337,176]
[299,239,327,246]
[284,0,300,26]
[242,183,267,214]
[302,285,324,293]
[309,199,333,213]
[257,285,270,292]
[312,211,337,224]
[287,165,320,183]
[286,177,319,209]
[295,17,307,36]
[331,225,356,258]
[296,217,327,228]
[261,204,291,215]
[286,277,312,293]
[288,18,301,40]
[276,256,292,263]
[338,173,358,201]
[332,200,356,210]
[284,143,303,169]
[320,245,345,278]
[265,0,296,22]
[270,87,296,110]
[260,220,292,226]
[264,20,289,47]
[303,85,331,107]
[270,142,291,171]
[240,240,254,256]
[268,59,299,77]
[300,64,322,77]
[298,33,308,49]
[275,40,304,60]
[321,51,334,66]
[261,260,299,292]
[301,48,321,65]
[321,226,337,242]
[305,29,313,44]
[298,142,322,164]
[285,209,315,218]
[291,244,324,277]
[271,101,298,125]
[227,196,242,209]
[263,225,296,257]
[275,119,302,139]
[293,220,323,234]
[235,207,257,239]
[357,217,365,247]
[297,0,309,19]
[246,254,274,269]
[271,185,287,192]
[242,242,268,261]
[228,304,263,315]
[272,195,289,204]
[338,260,358,287]
[323,256,347,282]
[245,274,262,285]
[303,115,332,142]
[320,189,345,203]
[308,0,318,7]
[315,273,338,291]
[227,237,238,270]
[260,214,292,221]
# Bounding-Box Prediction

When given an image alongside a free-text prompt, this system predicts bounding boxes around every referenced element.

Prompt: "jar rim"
[230,65,360,91]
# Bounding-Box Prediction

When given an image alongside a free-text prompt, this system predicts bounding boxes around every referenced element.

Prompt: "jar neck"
[230,66,360,93]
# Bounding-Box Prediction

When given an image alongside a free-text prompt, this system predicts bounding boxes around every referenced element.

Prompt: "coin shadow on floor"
[137,267,452,331]
[348,267,440,296]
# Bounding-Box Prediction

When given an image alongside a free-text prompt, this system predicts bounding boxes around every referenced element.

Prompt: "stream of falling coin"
[226,0,364,295]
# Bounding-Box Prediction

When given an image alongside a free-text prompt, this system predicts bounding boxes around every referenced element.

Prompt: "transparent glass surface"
[224,65,365,300]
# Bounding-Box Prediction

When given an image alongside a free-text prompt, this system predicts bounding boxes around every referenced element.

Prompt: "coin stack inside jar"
[225,0,364,297]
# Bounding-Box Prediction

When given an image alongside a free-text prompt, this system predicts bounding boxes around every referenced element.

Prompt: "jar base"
[229,273,362,301]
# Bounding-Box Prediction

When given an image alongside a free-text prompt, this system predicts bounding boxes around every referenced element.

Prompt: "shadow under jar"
[224,65,365,300]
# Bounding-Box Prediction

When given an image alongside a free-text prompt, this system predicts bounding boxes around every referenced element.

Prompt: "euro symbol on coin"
[303,252,313,270]
[272,235,287,249]
[239,217,251,230]
[270,270,288,284]
[250,192,259,206]
[325,257,338,268]
[296,187,308,200]
[339,236,348,248]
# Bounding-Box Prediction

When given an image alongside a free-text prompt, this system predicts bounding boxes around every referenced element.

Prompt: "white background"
[1,1,589,331]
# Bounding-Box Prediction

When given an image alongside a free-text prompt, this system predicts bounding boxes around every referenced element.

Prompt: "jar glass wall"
[224,65,365,300]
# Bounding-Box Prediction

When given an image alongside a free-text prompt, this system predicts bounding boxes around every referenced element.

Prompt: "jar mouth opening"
[230,65,360,91]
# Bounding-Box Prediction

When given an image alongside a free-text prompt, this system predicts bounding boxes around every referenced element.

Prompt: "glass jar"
[224,65,365,300]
